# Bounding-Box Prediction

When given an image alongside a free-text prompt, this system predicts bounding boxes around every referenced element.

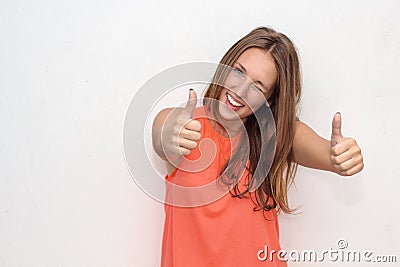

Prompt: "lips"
[225,93,245,111]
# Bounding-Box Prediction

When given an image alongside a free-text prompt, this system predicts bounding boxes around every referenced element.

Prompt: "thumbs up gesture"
[161,89,202,156]
[330,112,364,176]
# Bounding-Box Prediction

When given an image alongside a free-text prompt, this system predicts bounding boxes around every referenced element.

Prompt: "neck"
[204,103,246,138]
[210,114,245,138]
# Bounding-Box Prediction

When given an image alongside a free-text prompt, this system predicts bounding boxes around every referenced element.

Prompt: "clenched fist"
[161,89,202,157]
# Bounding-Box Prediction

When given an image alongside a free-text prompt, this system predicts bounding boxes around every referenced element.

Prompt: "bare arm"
[293,121,337,173]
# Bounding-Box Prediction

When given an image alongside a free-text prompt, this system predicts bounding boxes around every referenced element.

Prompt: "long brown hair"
[204,26,301,214]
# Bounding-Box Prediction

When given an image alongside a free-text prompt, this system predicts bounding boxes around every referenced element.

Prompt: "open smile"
[225,93,245,111]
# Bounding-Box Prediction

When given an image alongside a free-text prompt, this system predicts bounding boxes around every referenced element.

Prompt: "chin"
[217,102,235,119]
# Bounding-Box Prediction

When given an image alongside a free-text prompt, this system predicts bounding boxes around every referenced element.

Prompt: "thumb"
[183,89,197,117]
[331,112,343,147]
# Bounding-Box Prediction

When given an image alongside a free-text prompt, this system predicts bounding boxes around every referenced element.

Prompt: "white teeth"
[227,94,244,107]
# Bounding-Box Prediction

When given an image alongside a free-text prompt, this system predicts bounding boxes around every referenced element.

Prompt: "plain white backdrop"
[1,0,399,266]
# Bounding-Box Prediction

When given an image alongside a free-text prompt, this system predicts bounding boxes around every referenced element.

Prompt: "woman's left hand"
[330,113,364,176]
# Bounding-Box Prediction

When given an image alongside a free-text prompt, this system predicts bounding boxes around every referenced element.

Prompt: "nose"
[233,79,252,98]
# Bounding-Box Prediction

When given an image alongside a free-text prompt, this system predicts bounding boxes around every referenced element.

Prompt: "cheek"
[223,76,236,88]
[246,93,267,111]
[217,88,226,100]
[247,102,264,113]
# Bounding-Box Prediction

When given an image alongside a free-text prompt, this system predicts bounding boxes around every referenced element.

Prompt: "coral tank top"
[161,106,287,267]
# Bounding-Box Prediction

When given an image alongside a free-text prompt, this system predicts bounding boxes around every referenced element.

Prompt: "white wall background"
[1,0,399,266]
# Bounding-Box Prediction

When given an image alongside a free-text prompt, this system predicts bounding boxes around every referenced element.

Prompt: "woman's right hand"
[152,89,202,163]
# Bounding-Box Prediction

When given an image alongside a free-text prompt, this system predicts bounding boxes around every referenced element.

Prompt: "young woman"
[152,26,364,267]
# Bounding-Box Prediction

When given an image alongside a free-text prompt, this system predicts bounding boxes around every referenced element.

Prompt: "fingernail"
[336,112,341,115]
[190,89,194,92]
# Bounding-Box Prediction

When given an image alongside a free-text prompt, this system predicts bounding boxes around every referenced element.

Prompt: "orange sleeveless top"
[161,106,287,267]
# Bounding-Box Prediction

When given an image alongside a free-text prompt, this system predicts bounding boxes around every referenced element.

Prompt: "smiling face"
[217,47,278,122]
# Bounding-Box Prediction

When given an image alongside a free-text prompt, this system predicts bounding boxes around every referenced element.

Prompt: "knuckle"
[192,140,199,149]
[194,132,202,141]
[183,120,192,129]
[178,137,185,146]
[334,164,341,172]
[190,132,201,141]
[339,162,348,171]
[186,141,196,150]
[180,148,190,155]
[356,155,363,164]
[178,129,185,138]
[192,120,202,131]
[332,146,339,156]
[343,170,351,176]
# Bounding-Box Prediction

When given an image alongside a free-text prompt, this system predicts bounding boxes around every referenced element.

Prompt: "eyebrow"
[235,62,270,91]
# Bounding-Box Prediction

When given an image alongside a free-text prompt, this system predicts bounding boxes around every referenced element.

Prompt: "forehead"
[236,48,278,88]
